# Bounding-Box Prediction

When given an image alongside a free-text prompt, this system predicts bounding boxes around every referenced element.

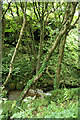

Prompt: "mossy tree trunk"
[16,2,78,105]
[56,33,67,88]
[36,21,44,73]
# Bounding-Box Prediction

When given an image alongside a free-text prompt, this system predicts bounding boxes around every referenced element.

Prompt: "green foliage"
[3,1,79,90]
[0,88,78,119]
[2,2,79,119]
[2,47,33,90]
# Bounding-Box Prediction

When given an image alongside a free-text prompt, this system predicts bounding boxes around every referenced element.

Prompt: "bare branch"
[33,2,39,21]
[2,1,12,19]
[15,2,19,16]
[35,2,41,19]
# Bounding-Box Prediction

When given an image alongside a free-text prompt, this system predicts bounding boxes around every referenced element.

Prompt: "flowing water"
[0,84,52,101]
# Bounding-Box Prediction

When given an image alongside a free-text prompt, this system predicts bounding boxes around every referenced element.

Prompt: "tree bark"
[3,17,26,86]
[36,3,45,74]
[36,21,44,73]
[56,2,79,88]
[16,20,70,105]
[29,24,37,66]
[16,2,78,104]
[56,33,67,88]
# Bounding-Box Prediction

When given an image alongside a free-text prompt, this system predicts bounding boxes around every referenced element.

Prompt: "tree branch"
[15,2,19,16]
[2,1,12,19]
[33,2,39,22]
[16,3,78,105]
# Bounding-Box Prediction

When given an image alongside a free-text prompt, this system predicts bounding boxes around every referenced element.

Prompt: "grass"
[0,88,79,119]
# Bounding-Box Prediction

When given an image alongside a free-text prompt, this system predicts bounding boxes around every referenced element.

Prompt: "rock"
[35,89,45,98]
[28,89,45,98]
[45,92,52,96]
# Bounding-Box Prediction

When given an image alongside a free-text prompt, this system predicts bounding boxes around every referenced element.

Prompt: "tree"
[2,2,27,86]
[2,2,79,105]
[2,1,12,45]
[3,16,26,86]
[16,2,78,105]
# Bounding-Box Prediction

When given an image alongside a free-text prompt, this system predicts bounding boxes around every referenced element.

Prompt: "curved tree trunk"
[36,21,44,73]
[56,33,67,88]
[3,17,26,86]
[16,22,69,105]
[16,2,78,105]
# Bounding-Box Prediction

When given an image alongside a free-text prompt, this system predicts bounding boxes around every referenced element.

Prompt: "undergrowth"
[0,88,79,119]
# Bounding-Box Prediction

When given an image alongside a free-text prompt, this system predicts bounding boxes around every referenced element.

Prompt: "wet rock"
[28,89,44,98]
[8,89,52,101]
[28,89,51,98]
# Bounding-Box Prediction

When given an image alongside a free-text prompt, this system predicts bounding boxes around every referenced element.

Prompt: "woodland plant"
[1,1,79,119]
[0,88,78,119]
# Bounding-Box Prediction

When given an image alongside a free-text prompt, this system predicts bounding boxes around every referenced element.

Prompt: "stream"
[8,89,52,101]
[0,82,52,101]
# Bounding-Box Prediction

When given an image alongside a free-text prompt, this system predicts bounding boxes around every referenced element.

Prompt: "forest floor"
[0,87,79,119]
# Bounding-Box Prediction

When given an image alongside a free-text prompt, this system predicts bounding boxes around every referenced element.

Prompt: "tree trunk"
[2,1,11,46]
[3,17,26,86]
[16,2,78,105]
[2,1,12,20]
[56,33,67,88]
[0,0,2,84]
[29,25,37,67]
[2,17,5,45]
[16,22,69,105]
[36,3,45,74]
[36,21,44,73]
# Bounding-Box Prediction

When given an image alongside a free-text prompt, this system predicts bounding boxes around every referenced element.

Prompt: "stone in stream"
[8,89,52,101]
[28,89,51,98]
[28,89,45,98]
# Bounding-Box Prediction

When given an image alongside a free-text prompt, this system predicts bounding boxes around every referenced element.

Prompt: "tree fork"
[5,2,77,105]
[16,23,69,105]
[56,2,79,88]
